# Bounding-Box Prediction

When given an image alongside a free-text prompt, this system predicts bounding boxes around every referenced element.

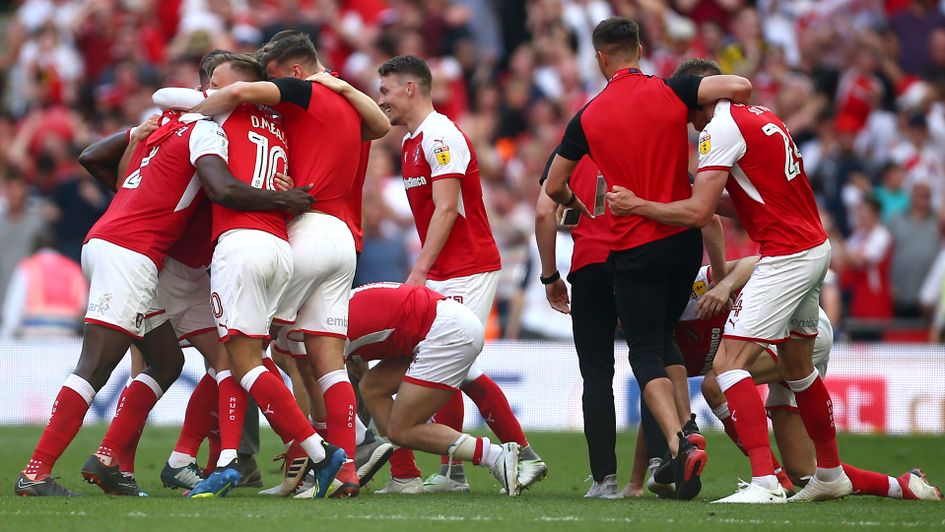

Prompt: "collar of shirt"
[609,68,643,82]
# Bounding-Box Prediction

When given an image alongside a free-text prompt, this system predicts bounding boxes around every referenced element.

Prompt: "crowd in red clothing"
[2,0,945,339]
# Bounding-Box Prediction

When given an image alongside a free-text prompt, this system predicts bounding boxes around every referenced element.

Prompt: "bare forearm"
[210,180,295,212]
[340,85,390,140]
[636,199,709,227]
[535,204,559,277]
[190,84,245,116]
[79,130,130,191]
[414,209,457,274]
[702,215,726,281]
[719,256,759,293]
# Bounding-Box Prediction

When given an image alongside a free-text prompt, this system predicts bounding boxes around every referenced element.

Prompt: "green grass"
[1,426,943,531]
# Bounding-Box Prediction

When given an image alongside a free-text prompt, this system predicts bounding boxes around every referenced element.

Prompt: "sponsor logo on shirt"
[404,176,428,189]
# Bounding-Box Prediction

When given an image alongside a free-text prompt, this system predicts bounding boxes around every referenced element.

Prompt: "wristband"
[539,271,561,285]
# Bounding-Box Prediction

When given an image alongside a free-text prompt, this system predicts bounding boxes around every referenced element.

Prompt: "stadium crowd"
[2,0,945,340]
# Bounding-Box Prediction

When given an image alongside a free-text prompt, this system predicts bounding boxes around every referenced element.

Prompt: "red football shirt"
[697,100,828,257]
[211,103,290,242]
[272,77,362,221]
[168,200,212,269]
[674,266,726,377]
[85,116,228,270]
[346,141,372,253]
[558,69,702,252]
[345,282,446,361]
[400,111,501,281]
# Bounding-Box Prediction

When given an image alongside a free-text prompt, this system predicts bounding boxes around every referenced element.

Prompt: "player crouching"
[345,282,523,496]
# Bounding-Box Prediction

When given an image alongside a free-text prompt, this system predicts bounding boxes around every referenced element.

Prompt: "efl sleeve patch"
[433,142,451,165]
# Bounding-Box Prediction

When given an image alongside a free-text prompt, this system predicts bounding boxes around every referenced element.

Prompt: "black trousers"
[570,262,620,482]
[609,228,702,388]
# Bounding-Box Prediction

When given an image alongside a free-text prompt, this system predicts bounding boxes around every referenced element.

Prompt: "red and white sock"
[448,434,503,468]
[319,370,356,459]
[216,370,246,467]
[462,374,528,447]
[434,391,465,465]
[24,375,96,479]
[788,370,842,480]
[843,463,897,497]
[241,365,325,462]
[718,369,777,489]
[97,374,163,467]
[169,370,218,467]
[389,447,422,479]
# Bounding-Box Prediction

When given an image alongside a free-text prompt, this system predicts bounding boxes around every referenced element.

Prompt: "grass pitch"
[0,426,942,531]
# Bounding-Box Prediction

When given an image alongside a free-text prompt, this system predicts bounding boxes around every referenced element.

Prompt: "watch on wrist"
[539,271,561,285]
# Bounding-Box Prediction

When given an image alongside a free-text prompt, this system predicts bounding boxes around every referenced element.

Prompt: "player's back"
[276,81,361,220]
[580,71,693,250]
[213,103,290,242]
[346,282,445,361]
[86,116,226,270]
[714,100,827,256]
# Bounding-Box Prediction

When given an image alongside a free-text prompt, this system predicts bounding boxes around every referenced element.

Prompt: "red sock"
[118,426,144,474]
[26,379,94,479]
[462,374,527,447]
[204,432,221,474]
[389,448,422,479]
[722,376,774,478]
[244,367,315,444]
[793,376,841,469]
[262,357,281,378]
[98,376,161,466]
[175,373,218,456]
[843,463,889,496]
[321,372,357,458]
[217,372,247,455]
[719,415,748,455]
[434,391,464,465]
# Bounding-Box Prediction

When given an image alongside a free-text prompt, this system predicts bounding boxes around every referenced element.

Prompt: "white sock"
[300,434,327,462]
[217,449,238,468]
[308,415,327,431]
[815,466,844,482]
[447,434,503,467]
[888,476,903,499]
[63,374,96,405]
[479,442,505,469]
[168,451,195,468]
[355,416,367,446]
[712,402,730,420]
[752,475,780,491]
[786,369,818,393]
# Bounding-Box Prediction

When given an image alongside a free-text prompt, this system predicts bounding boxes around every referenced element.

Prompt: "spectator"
[0,229,86,339]
[872,163,910,221]
[888,181,940,317]
[839,197,894,319]
[887,0,945,75]
[352,189,409,287]
[0,175,48,318]
[49,167,111,264]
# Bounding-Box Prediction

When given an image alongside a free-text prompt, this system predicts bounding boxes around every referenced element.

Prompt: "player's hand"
[405,269,427,286]
[545,278,570,314]
[697,283,731,320]
[281,184,315,216]
[606,185,642,216]
[621,482,644,498]
[274,172,294,191]
[132,114,161,143]
[306,71,350,94]
[566,193,594,220]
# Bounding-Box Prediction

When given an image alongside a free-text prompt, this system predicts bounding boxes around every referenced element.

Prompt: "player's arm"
[666,74,753,109]
[78,130,133,192]
[608,169,728,227]
[153,88,209,111]
[716,190,738,218]
[701,214,727,286]
[306,72,390,140]
[536,173,570,314]
[117,114,161,180]
[406,178,460,286]
[697,255,760,319]
[195,155,313,215]
[190,81,282,116]
[545,110,594,218]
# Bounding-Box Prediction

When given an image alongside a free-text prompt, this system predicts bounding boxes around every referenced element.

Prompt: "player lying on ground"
[343,282,525,496]
[625,256,943,503]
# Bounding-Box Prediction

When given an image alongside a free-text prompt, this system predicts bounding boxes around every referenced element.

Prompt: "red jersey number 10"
[248,131,287,191]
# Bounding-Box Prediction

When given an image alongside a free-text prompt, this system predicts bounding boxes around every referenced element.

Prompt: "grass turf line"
[1,426,943,531]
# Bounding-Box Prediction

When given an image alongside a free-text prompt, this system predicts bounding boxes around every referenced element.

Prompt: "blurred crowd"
[2,0,945,341]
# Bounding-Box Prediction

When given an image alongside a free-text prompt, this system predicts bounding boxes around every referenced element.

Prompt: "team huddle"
[13,16,944,506]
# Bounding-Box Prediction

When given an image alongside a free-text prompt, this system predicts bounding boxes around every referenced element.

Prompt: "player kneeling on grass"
[345,282,522,496]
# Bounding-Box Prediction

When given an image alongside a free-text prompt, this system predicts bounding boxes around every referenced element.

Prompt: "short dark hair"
[592,17,640,57]
[673,58,722,78]
[199,49,228,88]
[208,52,265,82]
[378,55,433,96]
[257,30,318,68]
[863,195,882,215]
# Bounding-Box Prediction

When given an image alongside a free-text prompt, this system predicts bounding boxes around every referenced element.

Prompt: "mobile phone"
[560,208,581,227]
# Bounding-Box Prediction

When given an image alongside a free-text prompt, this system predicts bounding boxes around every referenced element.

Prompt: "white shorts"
[158,258,215,344]
[211,229,293,341]
[426,270,500,325]
[724,240,831,344]
[82,238,166,339]
[765,308,833,410]
[404,299,485,391]
[273,212,356,340]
